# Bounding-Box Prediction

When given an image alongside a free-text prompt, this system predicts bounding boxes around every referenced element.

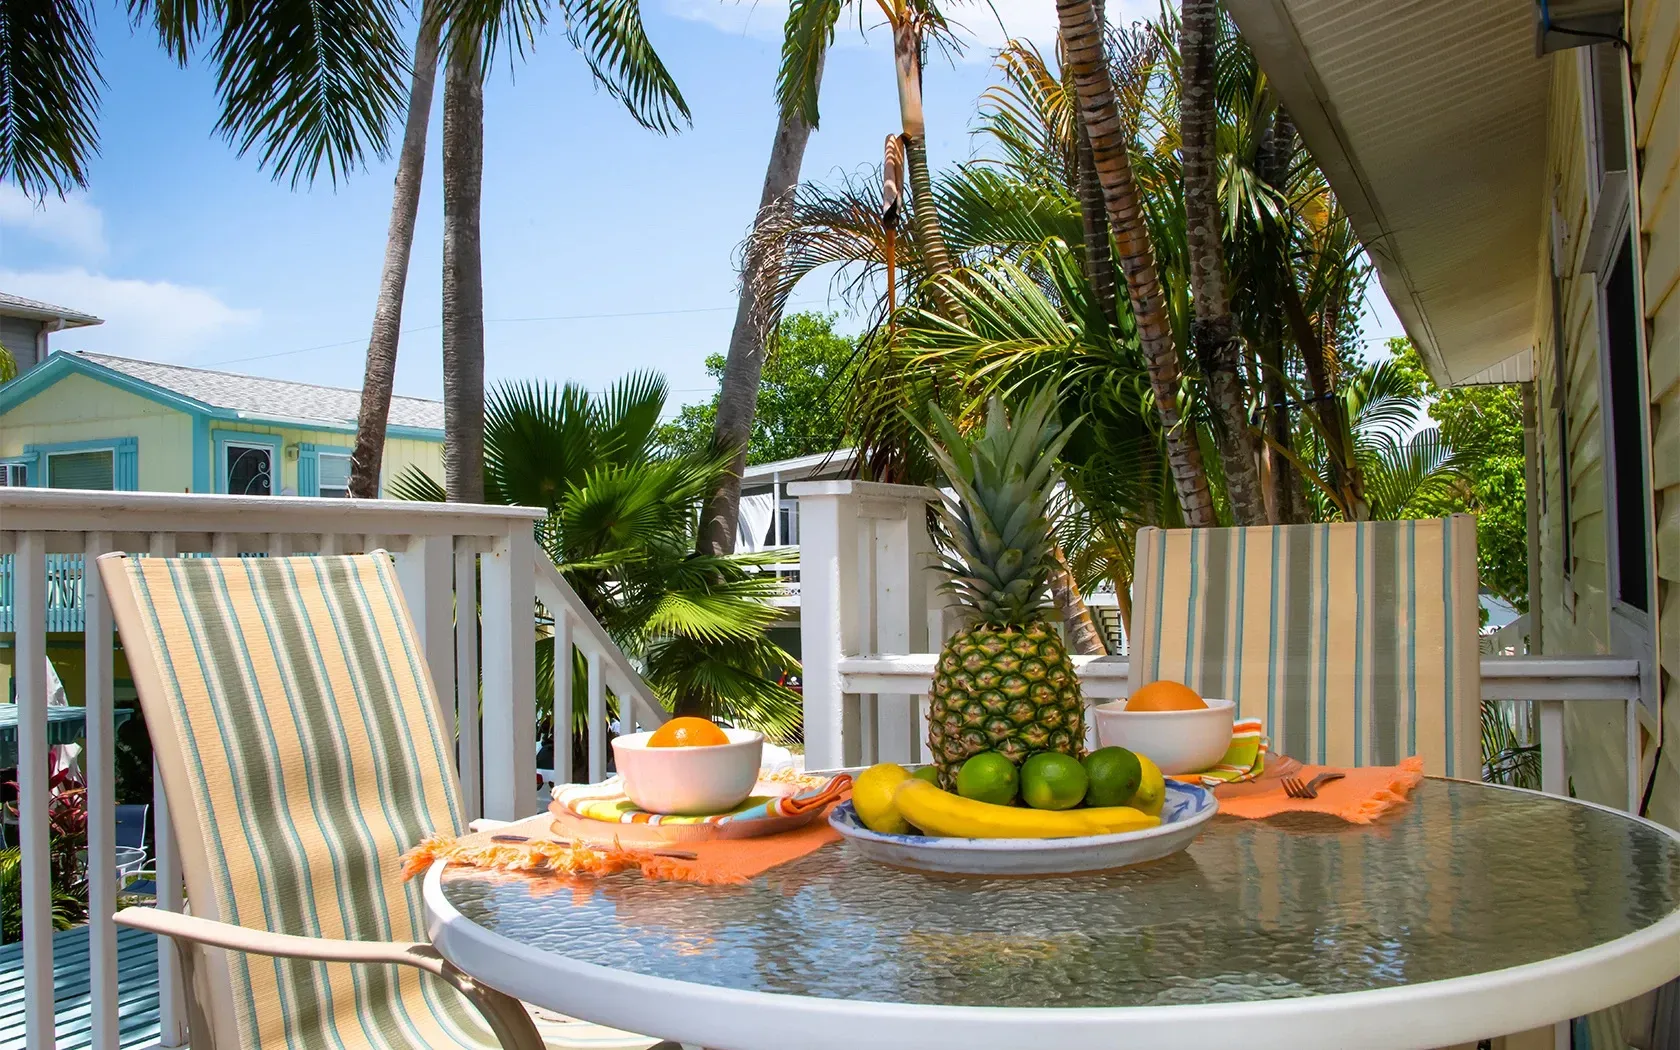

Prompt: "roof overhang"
[1225,0,1553,386]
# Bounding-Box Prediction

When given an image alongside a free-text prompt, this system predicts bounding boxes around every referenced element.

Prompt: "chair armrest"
[115,907,446,976]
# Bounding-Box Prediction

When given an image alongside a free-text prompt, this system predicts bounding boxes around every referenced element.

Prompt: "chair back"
[114,803,148,852]
[1129,517,1481,777]
[99,551,485,1049]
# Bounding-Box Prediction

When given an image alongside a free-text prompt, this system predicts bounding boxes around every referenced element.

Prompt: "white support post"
[397,535,457,733]
[1540,699,1566,798]
[856,515,878,766]
[149,532,188,1048]
[454,546,482,819]
[791,483,862,770]
[587,649,607,783]
[15,532,51,1050]
[554,615,574,785]
[85,532,118,1050]
[480,523,537,819]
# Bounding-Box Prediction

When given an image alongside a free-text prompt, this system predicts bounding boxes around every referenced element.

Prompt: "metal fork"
[1281,772,1346,799]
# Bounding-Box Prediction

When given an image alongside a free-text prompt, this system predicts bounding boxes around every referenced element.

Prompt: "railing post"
[480,523,538,819]
[454,546,482,819]
[85,532,119,1050]
[397,535,457,734]
[587,648,607,783]
[1540,699,1566,797]
[15,532,51,1050]
[149,532,188,1047]
[790,483,863,770]
[554,614,574,786]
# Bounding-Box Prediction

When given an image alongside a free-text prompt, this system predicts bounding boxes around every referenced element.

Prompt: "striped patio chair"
[99,551,671,1050]
[1129,517,1481,778]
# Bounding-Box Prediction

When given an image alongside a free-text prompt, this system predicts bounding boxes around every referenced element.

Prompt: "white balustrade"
[794,481,1647,810]
[0,487,657,1049]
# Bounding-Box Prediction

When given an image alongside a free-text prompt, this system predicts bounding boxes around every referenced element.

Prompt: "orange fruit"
[647,716,731,748]
[1125,680,1207,712]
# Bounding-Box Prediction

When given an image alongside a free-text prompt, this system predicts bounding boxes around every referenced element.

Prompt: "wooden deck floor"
[0,925,161,1050]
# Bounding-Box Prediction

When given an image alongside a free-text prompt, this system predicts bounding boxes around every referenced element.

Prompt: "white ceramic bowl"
[610,727,764,815]
[1092,697,1236,775]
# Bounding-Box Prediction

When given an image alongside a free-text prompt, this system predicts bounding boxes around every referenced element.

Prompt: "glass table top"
[440,781,1680,1008]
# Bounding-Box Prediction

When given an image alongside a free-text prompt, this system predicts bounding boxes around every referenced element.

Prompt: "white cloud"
[0,185,107,260]
[664,0,1155,58]
[0,268,259,362]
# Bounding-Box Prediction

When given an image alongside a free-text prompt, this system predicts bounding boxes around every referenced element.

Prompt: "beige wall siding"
[0,373,193,491]
[1631,0,1679,829]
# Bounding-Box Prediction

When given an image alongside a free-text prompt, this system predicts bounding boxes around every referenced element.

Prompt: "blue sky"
[0,0,1401,417]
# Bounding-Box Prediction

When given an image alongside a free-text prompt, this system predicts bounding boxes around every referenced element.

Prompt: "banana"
[893,779,1160,839]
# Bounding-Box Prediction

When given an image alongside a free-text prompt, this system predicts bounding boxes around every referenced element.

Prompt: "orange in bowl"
[1126,680,1208,712]
[647,716,731,748]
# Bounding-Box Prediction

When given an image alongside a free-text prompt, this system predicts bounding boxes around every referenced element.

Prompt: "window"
[0,462,25,487]
[1602,232,1650,612]
[47,449,114,490]
[224,442,273,496]
[317,453,351,498]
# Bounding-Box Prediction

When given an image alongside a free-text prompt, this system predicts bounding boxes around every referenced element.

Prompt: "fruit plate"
[828,780,1218,876]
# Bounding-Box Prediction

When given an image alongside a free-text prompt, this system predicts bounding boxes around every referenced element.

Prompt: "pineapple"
[922,389,1085,789]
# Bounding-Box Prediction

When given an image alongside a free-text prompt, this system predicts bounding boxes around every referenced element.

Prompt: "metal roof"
[1224,0,1550,386]
[0,291,103,328]
[74,352,445,431]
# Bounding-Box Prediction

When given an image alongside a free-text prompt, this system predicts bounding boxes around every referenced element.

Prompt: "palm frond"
[776,0,842,126]
[560,0,690,133]
[0,0,102,198]
[209,0,410,187]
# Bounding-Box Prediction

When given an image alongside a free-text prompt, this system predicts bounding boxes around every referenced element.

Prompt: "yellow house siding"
[0,372,193,491]
[1535,41,1628,810]
[1632,0,1680,829]
[208,423,442,496]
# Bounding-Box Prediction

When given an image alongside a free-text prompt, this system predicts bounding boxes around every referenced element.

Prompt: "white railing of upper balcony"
[790,480,1647,812]
[0,487,662,1050]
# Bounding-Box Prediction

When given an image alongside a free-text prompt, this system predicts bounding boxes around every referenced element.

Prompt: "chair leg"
[437,961,546,1050]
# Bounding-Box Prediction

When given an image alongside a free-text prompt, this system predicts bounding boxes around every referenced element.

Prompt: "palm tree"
[1055,0,1216,526]
[1178,0,1264,524]
[390,374,803,738]
[3,0,413,199]
[432,0,691,507]
[349,8,443,499]
[441,38,488,503]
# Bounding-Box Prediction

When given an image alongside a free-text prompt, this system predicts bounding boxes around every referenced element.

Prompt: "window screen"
[318,453,351,498]
[0,463,25,486]
[225,443,273,496]
[1603,234,1649,612]
[47,449,115,490]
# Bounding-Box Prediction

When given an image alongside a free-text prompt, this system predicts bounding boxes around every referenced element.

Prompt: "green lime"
[955,751,1020,806]
[1082,747,1143,807]
[1020,752,1088,810]
[911,765,941,785]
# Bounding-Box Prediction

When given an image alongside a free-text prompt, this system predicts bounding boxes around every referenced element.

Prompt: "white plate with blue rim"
[828,779,1218,876]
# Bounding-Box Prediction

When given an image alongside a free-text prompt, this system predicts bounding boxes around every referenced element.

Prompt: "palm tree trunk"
[697,59,823,556]
[1057,0,1216,527]
[1282,278,1366,519]
[892,18,963,323]
[1073,0,1118,328]
[1050,545,1107,655]
[1256,106,1303,523]
[442,40,486,504]
[349,10,441,499]
[1179,0,1265,526]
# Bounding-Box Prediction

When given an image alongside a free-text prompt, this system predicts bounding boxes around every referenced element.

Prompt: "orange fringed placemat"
[1210,756,1425,824]
[402,775,851,886]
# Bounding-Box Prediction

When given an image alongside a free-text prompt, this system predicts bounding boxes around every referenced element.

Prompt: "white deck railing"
[0,487,656,1050]
[792,481,1648,811]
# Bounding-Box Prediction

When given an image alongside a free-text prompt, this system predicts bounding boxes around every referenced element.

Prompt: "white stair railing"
[0,487,645,1050]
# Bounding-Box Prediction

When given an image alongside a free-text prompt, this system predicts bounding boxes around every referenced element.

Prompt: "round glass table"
[424,780,1680,1050]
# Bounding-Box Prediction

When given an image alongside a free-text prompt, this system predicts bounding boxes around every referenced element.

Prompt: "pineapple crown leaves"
[916,387,1080,625]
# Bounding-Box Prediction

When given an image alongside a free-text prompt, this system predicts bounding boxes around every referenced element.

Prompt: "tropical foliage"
[391,374,802,741]
[658,312,859,464]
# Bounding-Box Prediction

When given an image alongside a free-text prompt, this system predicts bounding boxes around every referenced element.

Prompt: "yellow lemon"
[1130,753,1166,817]
[853,763,914,834]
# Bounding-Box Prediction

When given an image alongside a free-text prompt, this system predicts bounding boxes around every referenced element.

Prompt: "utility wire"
[206,300,823,367]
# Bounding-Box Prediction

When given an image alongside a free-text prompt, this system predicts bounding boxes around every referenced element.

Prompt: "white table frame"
[424,784,1680,1050]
